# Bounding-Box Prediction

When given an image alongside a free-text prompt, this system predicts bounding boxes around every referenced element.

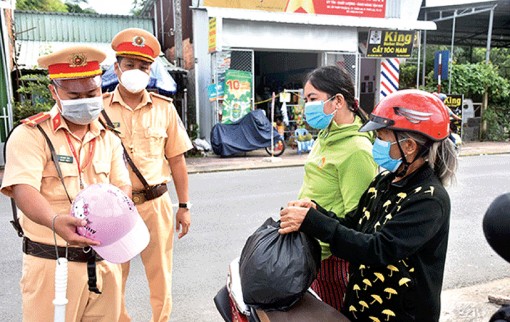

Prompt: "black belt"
[22,237,104,294]
[132,183,168,205]
[22,237,103,262]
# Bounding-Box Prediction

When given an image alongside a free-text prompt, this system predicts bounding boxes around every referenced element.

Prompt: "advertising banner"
[203,0,386,18]
[222,70,252,124]
[366,30,417,58]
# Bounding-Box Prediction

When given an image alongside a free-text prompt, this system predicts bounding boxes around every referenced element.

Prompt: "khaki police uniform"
[107,27,193,322]
[103,88,192,321]
[0,46,131,321]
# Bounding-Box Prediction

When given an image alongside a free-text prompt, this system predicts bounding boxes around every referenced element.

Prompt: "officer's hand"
[53,215,100,247]
[279,206,308,235]
[175,208,191,239]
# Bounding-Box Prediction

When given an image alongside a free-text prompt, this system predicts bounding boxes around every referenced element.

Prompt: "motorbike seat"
[256,292,351,322]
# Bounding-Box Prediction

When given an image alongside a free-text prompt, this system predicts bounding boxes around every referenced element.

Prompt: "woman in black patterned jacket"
[280,89,458,322]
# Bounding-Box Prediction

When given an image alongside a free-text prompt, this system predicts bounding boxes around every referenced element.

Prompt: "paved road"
[0,154,509,321]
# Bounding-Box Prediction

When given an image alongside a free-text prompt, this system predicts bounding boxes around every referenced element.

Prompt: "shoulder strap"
[100,110,150,190]
[4,123,72,237]
[4,124,24,237]
[36,125,73,204]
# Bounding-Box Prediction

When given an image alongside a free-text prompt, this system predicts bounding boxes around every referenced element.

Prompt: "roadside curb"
[440,277,510,321]
[186,143,510,175]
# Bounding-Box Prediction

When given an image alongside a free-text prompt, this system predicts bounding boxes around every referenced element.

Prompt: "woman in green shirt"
[298,65,378,311]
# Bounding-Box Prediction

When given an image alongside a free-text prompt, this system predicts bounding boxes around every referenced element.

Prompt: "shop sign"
[222,69,252,124]
[443,94,463,116]
[366,30,417,58]
[203,0,386,18]
[208,17,217,53]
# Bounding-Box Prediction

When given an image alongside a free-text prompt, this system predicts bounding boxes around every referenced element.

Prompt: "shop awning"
[204,7,437,31]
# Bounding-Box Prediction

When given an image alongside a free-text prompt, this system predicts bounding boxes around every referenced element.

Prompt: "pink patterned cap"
[71,183,149,264]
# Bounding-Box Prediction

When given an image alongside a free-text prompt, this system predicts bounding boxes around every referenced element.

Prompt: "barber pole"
[380,58,400,100]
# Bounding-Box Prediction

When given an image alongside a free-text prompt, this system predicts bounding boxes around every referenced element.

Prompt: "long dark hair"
[304,65,368,123]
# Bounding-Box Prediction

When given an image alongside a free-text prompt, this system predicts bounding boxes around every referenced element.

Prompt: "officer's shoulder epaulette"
[150,92,173,103]
[21,112,50,127]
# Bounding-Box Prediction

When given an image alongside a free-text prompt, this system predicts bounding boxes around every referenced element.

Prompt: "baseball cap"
[483,193,510,263]
[71,183,150,264]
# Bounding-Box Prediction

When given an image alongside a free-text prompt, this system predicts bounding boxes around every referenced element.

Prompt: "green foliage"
[483,104,510,141]
[449,62,510,101]
[399,64,418,89]
[16,0,68,12]
[14,74,53,126]
[131,0,148,15]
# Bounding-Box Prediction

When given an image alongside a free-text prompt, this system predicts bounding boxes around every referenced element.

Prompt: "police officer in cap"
[103,28,193,321]
[1,46,132,321]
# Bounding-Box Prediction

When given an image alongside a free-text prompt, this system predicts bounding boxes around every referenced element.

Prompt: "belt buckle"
[133,193,145,205]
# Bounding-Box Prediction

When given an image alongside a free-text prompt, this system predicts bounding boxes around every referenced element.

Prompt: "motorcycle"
[211,109,285,157]
[449,117,462,154]
[213,257,350,322]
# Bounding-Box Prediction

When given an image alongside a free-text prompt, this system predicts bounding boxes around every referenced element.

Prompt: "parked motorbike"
[213,258,350,322]
[449,117,462,154]
[211,109,285,157]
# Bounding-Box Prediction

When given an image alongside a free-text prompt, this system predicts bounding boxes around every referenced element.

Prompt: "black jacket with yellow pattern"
[300,164,450,322]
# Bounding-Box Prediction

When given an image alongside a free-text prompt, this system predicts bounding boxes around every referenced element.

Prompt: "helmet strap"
[394,131,409,178]
[394,131,432,178]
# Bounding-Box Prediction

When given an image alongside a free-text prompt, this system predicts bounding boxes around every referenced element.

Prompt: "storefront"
[192,0,435,142]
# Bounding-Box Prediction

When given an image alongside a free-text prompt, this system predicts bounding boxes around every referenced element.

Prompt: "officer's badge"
[69,53,87,67]
[132,36,145,47]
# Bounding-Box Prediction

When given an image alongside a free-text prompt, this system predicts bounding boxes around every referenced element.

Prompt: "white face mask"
[119,66,150,94]
[55,90,103,125]
[60,97,103,125]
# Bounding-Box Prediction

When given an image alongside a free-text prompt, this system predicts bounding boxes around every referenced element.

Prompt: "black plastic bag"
[239,217,321,311]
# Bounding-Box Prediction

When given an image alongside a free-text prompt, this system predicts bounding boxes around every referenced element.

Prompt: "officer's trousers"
[21,254,122,321]
[119,192,174,322]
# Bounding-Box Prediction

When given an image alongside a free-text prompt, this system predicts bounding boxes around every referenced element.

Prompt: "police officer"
[103,28,193,321]
[1,46,132,321]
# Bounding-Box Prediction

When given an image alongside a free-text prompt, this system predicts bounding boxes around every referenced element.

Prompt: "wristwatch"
[178,202,192,210]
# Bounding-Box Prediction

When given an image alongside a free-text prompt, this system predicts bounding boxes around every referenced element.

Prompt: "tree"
[16,0,68,12]
[66,0,96,14]
[132,0,149,16]
[13,74,53,126]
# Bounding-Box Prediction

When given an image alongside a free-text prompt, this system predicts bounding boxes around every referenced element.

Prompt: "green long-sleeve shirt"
[298,116,377,259]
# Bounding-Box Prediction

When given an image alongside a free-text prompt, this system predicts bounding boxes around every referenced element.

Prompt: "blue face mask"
[304,97,336,130]
[372,138,405,172]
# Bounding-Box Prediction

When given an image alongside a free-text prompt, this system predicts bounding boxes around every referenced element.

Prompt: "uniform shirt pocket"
[41,161,79,200]
[92,161,111,177]
[144,127,168,158]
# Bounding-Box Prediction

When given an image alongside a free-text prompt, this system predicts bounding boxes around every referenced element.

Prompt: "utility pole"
[173,0,183,68]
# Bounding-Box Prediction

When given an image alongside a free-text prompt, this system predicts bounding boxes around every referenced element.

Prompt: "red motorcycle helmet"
[360,89,450,141]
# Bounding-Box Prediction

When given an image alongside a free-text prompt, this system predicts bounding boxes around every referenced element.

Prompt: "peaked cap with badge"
[111,28,161,63]
[37,45,106,80]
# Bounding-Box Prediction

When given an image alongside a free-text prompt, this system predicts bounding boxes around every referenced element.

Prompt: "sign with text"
[366,30,417,58]
[443,94,463,116]
[203,0,386,18]
[208,17,217,53]
[222,70,252,124]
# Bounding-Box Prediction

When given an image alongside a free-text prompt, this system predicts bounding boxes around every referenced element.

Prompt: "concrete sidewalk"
[187,141,510,174]
[187,140,510,321]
